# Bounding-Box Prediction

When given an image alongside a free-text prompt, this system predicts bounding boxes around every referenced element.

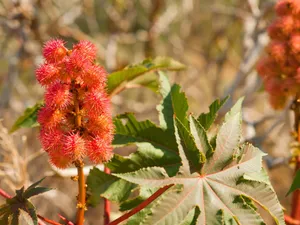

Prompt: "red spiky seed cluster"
[257,0,300,109]
[37,39,113,168]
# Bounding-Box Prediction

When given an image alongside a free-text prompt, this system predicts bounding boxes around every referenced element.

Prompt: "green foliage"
[10,102,43,133]
[0,178,51,225]
[87,73,283,224]
[197,97,228,130]
[107,57,186,95]
[287,169,300,196]
[115,101,284,224]
[87,167,135,206]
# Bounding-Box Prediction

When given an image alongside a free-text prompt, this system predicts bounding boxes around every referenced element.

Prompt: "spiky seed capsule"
[43,39,67,63]
[257,0,300,109]
[63,132,86,161]
[36,64,60,86]
[45,82,72,109]
[86,136,113,164]
[37,39,113,168]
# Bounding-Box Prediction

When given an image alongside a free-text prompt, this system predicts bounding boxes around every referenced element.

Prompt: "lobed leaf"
[86,167,135,206]
[0,179,50,225]
[197,97,228,130]
[108,113,181,176]
[114,97,284,225]
[287,169,300,196]
[10,102,43,133]
[107,57,185,96]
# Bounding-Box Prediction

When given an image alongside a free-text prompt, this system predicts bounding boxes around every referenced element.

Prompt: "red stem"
[37,215,63,225]
[108,184,173,225]
[0,188,63,225]
[285,214,300,225]
[0,189,12,198]
[104,167,111,225]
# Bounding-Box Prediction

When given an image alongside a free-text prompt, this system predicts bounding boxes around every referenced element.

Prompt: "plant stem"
[0,188,63,225]
[75,160,86,225]
[108,184,173,225]
[285,214,300,225]
[0,188,11,198]
[73,82,86,225]
[104,167,111,225]
[37,215,63,225]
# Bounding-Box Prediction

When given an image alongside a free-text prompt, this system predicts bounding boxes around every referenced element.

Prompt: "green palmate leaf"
[107,57,186,96]
[86,167,135,206]
[175,117,205,173]
[119,187,159,212]
[107,113,180,176]
[197,97,228,130]
[287,169,300,196]
[128,72,160,92]
[19,209,34,225]
[115,100,284,225]
[189,116,213,158]
[0,179,50,225]
[156,71,189,129]
[157,71,173,130]
[10,102,43,133]
[180,206,200,225]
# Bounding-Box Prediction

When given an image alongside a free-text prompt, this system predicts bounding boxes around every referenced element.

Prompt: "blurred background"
[0,0,294,224]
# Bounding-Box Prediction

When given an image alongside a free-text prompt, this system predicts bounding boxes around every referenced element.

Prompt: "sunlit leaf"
[10,102,43,133]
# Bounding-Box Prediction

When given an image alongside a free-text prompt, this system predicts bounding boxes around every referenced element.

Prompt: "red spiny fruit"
[83,91,111,115]
[276,0,292,16]
[39,128,64,151]
[48,149,72,169]
[43,39,68,63]
[37,107,65,129]
[268,41,287,64]
[256,57,280,79]
[73,40,97,61]
[290,33,300,54]
[36,64,60,86]
[37,39,113,168]
[81,64,107,89]
[62,132,86,161]
[85,114,113,136]
[45,82,72,109]
[86,136,113,164]
[257,0,300,109]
